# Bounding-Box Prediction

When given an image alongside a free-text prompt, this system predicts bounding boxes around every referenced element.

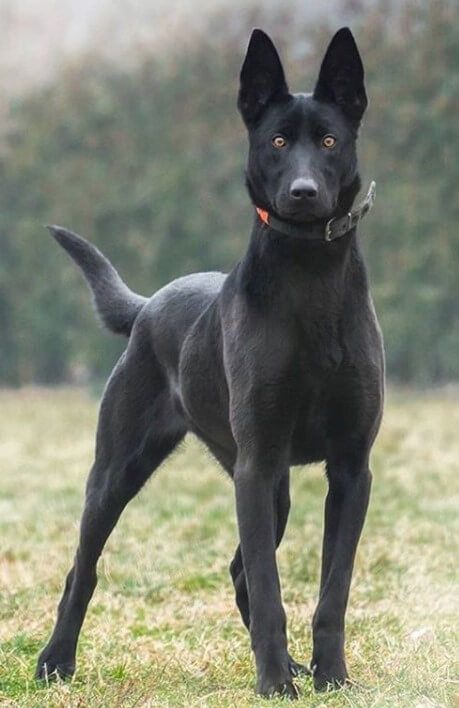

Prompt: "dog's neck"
[236,175,368,314]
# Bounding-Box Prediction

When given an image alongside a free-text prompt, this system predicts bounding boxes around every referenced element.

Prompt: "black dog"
[36,27,384,698]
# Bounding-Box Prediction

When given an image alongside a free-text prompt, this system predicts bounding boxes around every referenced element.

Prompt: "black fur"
[49,226,147,336]
[36,27,384,698]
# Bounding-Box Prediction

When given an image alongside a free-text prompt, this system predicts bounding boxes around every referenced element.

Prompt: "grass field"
[0,388,457,707]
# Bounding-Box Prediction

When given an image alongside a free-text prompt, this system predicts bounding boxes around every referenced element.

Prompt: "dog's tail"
[48,225,147,337]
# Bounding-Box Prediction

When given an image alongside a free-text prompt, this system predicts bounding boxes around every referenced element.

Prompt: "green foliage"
[0,0,457,384]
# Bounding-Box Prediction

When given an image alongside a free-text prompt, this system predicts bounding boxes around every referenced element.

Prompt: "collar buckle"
[324,217,336,241]
[325,216,336,241]
[325,212,351,242]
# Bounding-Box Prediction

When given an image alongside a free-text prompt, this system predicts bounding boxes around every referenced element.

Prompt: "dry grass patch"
[0,387,458,706]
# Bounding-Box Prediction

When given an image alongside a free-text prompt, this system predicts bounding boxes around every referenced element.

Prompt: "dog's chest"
[281,303,346,464]
[282,259,346,369]
[289,380,329,464]
[296,311,343,372]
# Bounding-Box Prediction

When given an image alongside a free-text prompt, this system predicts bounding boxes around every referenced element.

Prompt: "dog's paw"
[258,678,299,699]
[287,653,311,678]
[311,662,349,692]
[35,647,75,682]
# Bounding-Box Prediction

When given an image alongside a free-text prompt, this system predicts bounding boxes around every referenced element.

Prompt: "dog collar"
[256,181,376,242]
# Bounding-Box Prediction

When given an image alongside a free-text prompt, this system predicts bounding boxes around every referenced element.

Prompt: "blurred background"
[0,0,457,388]
[1,5,458,705]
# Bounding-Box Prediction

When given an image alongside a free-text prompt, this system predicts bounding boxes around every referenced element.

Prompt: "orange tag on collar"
[256,207,270,226]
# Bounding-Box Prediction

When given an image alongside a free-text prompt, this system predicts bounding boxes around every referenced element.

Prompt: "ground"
[0,387,457,707]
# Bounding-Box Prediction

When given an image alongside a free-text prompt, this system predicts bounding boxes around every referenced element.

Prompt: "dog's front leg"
[234,453,297,698]
[223,316,297,696]
[312,444,372,691]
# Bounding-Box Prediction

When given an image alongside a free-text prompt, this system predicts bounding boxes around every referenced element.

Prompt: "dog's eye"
[322,134,337,149]
[272,135,287,149]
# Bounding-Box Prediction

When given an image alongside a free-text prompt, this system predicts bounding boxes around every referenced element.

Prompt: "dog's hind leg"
[229,472,309,678]
[35,342,186,681]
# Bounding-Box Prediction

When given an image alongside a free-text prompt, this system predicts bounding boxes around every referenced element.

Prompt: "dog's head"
[238,28,367,223]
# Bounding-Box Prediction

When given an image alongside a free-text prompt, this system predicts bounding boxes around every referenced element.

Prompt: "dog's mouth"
[274,204,335,224]
[273,194,337,224]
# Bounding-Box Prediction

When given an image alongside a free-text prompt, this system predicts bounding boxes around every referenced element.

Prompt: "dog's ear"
[313,27,367,125]
[238,29,289,126]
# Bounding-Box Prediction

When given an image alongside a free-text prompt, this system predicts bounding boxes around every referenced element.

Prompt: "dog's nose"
[290,178,318,201]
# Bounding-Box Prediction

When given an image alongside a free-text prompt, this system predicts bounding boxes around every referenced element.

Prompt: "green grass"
[0,387,457,707]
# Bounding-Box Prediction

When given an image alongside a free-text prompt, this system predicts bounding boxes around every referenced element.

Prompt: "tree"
[0,0,457,385]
